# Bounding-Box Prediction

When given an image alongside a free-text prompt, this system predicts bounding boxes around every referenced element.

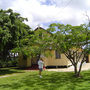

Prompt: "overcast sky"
[0,0,90,29]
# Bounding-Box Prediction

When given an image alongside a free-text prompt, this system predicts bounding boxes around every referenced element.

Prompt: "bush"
[0,58,18,68]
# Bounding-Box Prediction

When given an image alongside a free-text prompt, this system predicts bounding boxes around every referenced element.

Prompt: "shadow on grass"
[0,70,90,90]
[0,67,24,76]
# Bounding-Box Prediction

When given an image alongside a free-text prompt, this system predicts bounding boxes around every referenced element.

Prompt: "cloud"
[9,0,63,28]
[1,0,90,29]
[0,0,16,9]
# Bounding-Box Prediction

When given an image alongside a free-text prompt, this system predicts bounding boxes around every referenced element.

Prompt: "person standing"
[38,58,44,78]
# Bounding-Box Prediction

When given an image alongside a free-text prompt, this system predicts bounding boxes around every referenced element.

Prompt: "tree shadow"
[0,67,24,76]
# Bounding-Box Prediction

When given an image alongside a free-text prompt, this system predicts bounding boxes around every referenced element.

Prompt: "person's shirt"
[38,60,44,69]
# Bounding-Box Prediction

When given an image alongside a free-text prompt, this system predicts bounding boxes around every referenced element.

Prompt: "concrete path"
[46,63,90,72]
[0,74,18,78]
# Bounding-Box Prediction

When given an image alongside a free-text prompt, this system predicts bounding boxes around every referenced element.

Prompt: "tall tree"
[0,9,31,61]
[47,23,90,77]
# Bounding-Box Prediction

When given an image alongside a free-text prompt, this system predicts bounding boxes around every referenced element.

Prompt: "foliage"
[14,28,53,59]
[0,58,18,68]
[48,23,90,77]
[0,9,31,62]
[30,28,53,58]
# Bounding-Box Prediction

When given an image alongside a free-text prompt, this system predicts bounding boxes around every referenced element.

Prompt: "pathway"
[46,63,90,72]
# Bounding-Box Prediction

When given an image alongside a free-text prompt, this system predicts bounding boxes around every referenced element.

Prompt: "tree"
[47,23,90,77]
[0,9,31,63]
[16,27,53,60]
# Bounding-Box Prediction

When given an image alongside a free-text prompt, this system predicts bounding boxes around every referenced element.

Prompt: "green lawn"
[0,67,24,76]
[0,68,90,90]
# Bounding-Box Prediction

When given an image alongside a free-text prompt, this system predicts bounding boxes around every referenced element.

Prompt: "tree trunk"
[3,51,7,61]
[74,64,78,76]
[77,62,83,77]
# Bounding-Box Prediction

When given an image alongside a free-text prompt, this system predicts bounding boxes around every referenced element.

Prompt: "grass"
[0,67,24,76]
[0,68,90,90]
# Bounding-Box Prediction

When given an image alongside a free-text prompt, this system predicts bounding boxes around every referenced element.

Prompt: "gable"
[34,26,52,39]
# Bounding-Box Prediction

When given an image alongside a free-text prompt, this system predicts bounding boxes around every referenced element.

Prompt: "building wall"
[42,50,71,67]
[18,51,90,67]
[89,55,90,62]
[26,57,31,67]
[18,54,31,68]
[31,57,38,65]
[18,54,27,67]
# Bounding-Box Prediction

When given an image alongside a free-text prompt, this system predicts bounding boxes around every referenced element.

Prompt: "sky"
[0,0,90,29]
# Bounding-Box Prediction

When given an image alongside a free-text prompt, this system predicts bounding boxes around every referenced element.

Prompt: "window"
[39,33,42,37]
[55,50,61,59]
[39,32,44,39]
